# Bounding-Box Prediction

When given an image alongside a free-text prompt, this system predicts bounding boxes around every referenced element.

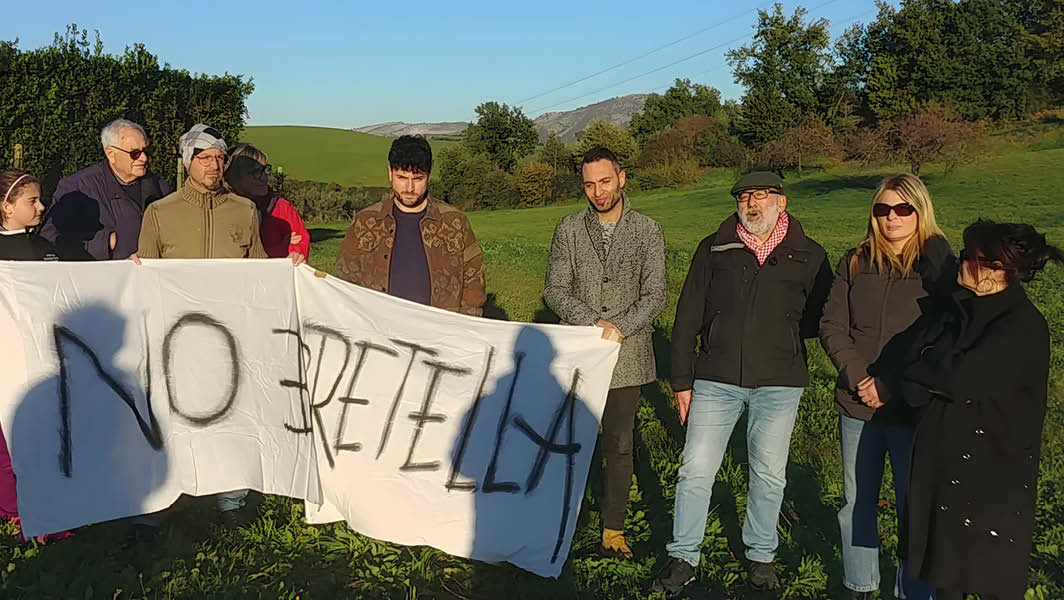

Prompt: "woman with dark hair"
[870,220,1062,599]
[820,174,952,599]
[223,143,309,265]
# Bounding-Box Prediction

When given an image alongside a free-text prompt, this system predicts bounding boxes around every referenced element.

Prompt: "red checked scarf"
[736,211,789,266]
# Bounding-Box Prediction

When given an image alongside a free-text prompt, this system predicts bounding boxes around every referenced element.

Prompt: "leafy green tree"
[732,87,799,147]
[537,131,571,175]
[727,4,833,144]
[864,0,1032,120]
[513,160,554,208]
[462,101,538,172]
[433,144,519,210]
[0,25,253,195]
[820,23,870,132]
[628,79,723,143]
[571,120,638,168]
[1006,0,1064,108]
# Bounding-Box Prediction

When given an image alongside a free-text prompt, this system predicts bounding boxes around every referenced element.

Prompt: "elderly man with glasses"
[652,171,833,597]
[40,118,174,260]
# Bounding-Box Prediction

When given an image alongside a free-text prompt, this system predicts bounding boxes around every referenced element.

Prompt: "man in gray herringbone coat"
[543,146,667,560]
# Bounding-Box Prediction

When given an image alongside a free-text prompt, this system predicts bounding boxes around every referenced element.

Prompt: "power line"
[527,31,756,115]
[514,7,761,106]
[527,0,843,116]
[658,6,878,93]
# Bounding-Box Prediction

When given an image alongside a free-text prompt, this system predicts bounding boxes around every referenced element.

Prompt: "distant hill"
[353,121,469,138]
[241,126,455,187]
[351,93,651,145]
[532,94,649,143]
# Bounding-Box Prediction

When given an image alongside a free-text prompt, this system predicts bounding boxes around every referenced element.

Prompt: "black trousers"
[600,385,641,531]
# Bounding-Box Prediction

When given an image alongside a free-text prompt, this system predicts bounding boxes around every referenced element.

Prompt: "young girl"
[0,169,71,542]
[0,170,58,261]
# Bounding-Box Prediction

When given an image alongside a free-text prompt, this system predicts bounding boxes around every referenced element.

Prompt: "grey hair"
[100,119,147,149]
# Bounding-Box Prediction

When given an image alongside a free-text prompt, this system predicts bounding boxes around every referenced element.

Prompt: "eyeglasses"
[194,151,226,165]
[255,164,272,180]
[736,188,780,203]
[872,202,916,218]
[109,146,150,161]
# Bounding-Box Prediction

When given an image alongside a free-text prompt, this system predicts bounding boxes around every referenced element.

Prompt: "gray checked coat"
[543,193,667,389]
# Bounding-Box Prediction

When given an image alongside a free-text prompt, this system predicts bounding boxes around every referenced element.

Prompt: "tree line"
[0,25,253,198]
[435,0,1063,210]
[3,2,1061,218]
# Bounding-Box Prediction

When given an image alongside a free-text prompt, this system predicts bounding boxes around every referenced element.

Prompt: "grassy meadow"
[2,132,1063,599]
[241,126,455,187]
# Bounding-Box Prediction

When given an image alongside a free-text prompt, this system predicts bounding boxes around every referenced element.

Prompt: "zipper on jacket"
[790,324,800,358]
[206,194,214,257]
[705,310,720,351]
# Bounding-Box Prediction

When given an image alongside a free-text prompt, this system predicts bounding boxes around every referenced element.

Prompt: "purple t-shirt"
[387,204,431,306]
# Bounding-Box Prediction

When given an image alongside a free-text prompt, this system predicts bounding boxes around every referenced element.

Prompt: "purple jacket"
[39,161,174,260]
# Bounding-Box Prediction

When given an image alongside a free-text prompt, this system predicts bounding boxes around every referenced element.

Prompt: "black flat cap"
[730,171,784,197]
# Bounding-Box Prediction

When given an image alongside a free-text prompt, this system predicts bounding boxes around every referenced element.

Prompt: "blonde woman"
[820,174,954,600]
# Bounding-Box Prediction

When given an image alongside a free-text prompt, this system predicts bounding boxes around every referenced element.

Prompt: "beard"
[394,189,428,210]
[738,200,781,237]
[589,190,622,214]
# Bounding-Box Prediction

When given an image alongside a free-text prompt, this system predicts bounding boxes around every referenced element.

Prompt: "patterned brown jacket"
[334,197,486,316]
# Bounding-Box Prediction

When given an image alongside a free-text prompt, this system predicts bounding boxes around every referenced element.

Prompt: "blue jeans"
[667,379,803,566]
[838,414,935,599]
[217,489,248,512]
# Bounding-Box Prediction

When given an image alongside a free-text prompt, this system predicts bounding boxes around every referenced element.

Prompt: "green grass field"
[240,126,456,187]
[3,137,1063,599]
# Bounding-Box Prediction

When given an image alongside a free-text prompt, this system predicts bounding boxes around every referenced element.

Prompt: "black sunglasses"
[872,202,916,218]
[110,146,151,161]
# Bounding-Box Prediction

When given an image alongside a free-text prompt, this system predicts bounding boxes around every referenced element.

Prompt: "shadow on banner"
[10,302,171,538]
[450,325,597,596]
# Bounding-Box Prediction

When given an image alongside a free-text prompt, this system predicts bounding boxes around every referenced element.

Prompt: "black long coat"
[881,284,1049,597]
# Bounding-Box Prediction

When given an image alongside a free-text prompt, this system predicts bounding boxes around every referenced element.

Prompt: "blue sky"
[3,0,889,129]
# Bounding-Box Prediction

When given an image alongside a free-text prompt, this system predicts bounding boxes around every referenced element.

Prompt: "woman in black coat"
[870,220,1062,599]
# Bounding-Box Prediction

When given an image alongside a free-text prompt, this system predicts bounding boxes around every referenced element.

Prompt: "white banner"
[0,260,619,577]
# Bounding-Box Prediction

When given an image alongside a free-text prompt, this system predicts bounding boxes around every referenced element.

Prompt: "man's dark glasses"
[109,146,150,160]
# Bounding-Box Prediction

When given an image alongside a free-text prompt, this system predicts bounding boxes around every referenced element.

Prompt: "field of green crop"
[240,126,456,187]
[3,133,1063,599]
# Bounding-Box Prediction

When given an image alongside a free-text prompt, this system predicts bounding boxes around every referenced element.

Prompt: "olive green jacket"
[138,185,267,259]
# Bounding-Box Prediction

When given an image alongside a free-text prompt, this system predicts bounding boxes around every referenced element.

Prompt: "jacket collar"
[180,184,229,208]
[583,192,631,265]
[951,279,1026,316]
[97,160,164,207]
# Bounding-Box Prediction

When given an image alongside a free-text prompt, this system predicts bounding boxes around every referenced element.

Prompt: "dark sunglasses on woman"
[873,202,916,217]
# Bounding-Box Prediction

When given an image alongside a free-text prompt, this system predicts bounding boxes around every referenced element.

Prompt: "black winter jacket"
[670,214,833,391]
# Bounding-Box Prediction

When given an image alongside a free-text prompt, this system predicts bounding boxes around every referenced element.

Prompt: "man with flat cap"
[652,171,832,596]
